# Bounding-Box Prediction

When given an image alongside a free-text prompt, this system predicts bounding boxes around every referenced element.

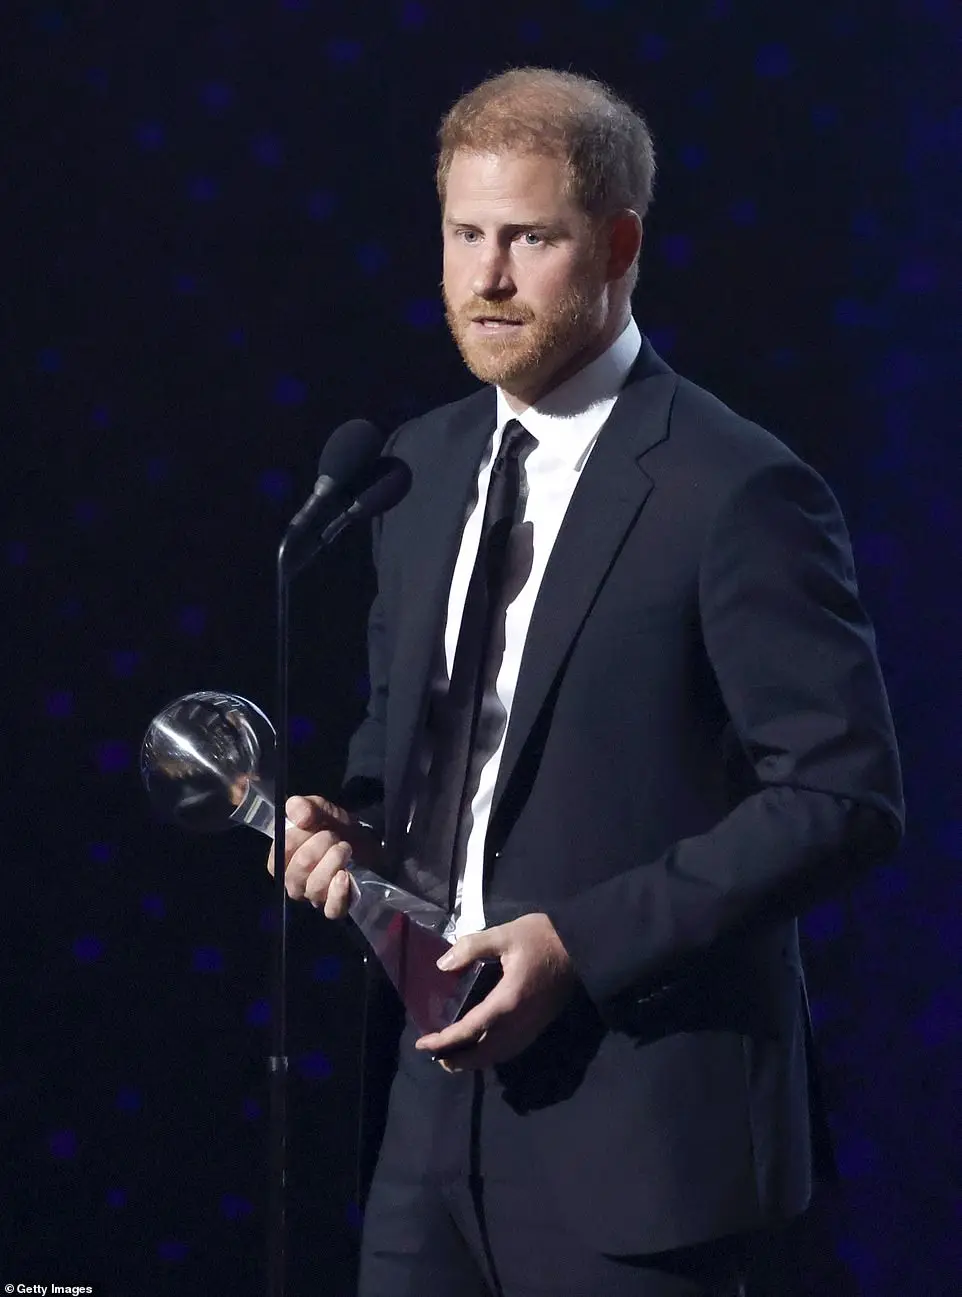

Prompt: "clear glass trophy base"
[141,691,486,1035]
[253,808,485,1036]
[336,869,485,1036]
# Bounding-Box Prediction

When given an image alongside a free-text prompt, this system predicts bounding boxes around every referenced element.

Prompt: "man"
[273,68,903,1296]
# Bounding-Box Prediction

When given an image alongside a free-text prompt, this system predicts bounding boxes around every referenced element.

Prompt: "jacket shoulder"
[669,375,808,481]
[387,386,494,457]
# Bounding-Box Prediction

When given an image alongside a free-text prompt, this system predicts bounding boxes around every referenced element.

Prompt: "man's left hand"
[415,913,577,1071]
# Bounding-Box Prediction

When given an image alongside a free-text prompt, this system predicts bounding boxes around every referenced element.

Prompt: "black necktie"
[404,419,533,911]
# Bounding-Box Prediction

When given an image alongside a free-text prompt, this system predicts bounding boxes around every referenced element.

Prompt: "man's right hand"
[266,794,382,920]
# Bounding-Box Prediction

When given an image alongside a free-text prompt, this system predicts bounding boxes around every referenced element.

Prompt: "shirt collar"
[494,316,642,469]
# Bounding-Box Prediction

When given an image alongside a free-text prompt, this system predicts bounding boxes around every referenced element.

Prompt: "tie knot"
[493,419,533,474]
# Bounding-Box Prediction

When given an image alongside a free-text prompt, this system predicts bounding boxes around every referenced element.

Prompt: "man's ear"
[606,210,644,282]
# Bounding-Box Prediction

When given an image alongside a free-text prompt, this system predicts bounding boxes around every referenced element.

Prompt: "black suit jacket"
[341,338,904,1255]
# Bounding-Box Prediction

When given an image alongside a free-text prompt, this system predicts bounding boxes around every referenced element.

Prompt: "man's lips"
[470,316,525,329]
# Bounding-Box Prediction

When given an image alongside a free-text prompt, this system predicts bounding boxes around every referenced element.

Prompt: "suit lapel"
[489,341,678,837]
[385,389,496,845]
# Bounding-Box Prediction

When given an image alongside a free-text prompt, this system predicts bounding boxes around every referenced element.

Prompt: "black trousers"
[358,1025,754,1297]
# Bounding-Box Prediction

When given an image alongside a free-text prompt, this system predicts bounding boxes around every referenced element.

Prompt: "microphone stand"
[266,515,359,1297]
[268,529,294,1297]
[265,459,410,1297]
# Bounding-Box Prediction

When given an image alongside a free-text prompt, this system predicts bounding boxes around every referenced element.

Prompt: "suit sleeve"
[544,458,904,1007]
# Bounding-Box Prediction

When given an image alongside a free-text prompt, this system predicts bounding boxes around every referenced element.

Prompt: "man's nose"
[471,244,514,298]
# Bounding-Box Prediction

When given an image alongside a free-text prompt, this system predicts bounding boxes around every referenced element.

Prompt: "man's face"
[442,150,610,402]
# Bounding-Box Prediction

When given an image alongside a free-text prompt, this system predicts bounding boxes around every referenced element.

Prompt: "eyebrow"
[443,218,562,233]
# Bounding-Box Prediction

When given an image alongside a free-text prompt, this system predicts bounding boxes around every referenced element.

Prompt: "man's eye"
[458,229,480,243]
[520,232,545,246]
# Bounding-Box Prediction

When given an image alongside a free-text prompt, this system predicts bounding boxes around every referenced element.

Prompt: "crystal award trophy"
[141,691,487,1033]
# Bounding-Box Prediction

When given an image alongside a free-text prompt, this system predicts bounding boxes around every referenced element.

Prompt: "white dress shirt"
[407,317,642,937]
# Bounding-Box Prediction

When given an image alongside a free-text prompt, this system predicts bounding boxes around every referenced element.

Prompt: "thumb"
[437,930,496,972]
[285,795,319,829]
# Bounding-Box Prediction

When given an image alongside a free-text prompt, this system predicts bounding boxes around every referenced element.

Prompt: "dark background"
[3,2,960,1294]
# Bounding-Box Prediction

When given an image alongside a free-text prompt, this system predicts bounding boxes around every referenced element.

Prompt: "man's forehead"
[447,147,567,181]
[443,149,578,214]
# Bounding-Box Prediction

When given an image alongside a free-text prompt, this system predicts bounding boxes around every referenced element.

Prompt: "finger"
[302,843,352,910]
[416,1014,482,1058]
[286,832,340,899]
[270,830,311,875]
[281,823,315,871]
[269,832,312,877]
[286,826,337,867]
[437,1031,498,1073]
[437,925,508,972]
[436,934,483,973]
[322,856,354,919]
[301,842,351,908]
[286,794,344,831]
[415,983,510,1056]
[286,795,321,829]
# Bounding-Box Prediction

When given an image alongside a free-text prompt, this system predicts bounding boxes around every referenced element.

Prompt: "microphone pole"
[266,420,384,1297]
[269,527,292,1297]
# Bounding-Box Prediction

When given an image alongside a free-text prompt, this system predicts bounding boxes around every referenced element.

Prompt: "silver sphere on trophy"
[141,691,487,1032]
[141,691,278,836]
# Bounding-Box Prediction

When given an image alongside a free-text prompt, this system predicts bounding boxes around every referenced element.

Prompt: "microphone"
[286,418,384,535]
[319,457,412,546]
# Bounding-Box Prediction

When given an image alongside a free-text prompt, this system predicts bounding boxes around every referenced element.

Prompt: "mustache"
[453,299,535,325]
